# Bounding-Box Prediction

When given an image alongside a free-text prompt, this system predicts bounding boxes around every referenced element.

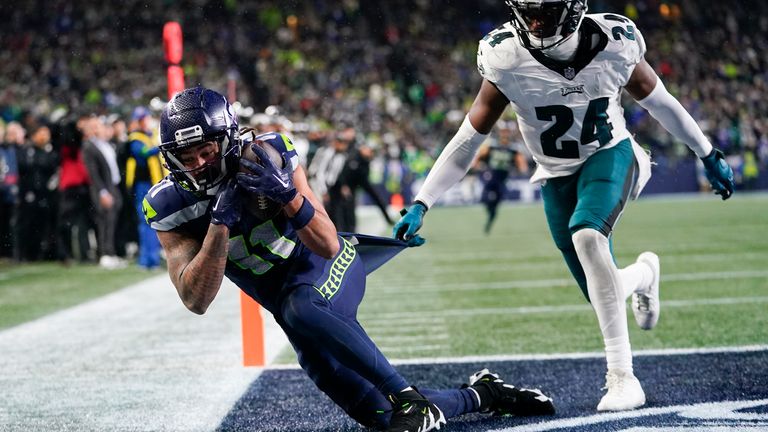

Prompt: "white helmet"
[505,0,588,50]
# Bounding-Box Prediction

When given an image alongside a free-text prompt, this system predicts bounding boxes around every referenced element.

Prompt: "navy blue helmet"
[159,86,241,192]
[506,0,588,50]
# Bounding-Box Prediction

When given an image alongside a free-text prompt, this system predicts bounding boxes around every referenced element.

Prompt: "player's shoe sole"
[632,251,660,330]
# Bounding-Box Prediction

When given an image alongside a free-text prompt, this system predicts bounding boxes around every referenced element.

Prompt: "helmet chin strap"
[541,30,580,61]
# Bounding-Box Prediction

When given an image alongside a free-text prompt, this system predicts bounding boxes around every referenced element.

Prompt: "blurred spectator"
[307,134,347,207]
[0,122,20,258]
[15,123,58,261]
[56,119,92,264]
[125,106,162,270]
[81,115,125,269]
[331,129,394,232]
[112,114,138,259]
[0,0,762,266]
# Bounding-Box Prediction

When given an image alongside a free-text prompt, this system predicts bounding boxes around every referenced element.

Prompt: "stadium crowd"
[0,0,766,264]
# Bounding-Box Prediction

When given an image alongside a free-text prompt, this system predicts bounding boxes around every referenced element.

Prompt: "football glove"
[701,148,734,200]
[210,178,242,229]
[237,144,298,205]
[393,202,427,242]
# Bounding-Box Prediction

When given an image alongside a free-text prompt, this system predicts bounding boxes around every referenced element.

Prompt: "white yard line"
[366,270,768,295]
[487,399,768,432]
[0,274,288,432]
[263,344,768,370]
[388,344,768,366]
[361,295,768,321]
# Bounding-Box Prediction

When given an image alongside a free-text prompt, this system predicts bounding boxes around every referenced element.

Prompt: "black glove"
[210,178,242,229]
[237,144,298,205]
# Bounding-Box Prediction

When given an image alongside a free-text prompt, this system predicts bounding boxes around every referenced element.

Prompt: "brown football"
[239,138,285,221]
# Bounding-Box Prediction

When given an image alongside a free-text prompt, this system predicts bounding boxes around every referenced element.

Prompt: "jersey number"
[535,98,614,159]
[605,14,636,41]
[228,221,296,275]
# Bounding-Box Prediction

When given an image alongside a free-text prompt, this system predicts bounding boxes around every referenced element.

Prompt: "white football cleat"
[597,369,646,412]
[632,251,660,330]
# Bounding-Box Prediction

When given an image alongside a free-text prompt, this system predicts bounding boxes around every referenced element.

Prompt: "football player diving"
[394,0,735,412]
[143,86,555,432]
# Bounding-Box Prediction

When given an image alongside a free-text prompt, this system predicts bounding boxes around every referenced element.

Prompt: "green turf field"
[0,262,164,330]
[2,194,766,363]
[351,194,768,360]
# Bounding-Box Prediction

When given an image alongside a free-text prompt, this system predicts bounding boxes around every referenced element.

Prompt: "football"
[239,138,285,221]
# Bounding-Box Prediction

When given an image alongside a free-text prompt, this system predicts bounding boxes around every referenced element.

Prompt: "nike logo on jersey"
[272,173,290,188]
[212,194,223,211]
[561,84,585,96]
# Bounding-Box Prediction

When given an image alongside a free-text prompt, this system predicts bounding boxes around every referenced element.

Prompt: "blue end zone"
[217,349,768,431]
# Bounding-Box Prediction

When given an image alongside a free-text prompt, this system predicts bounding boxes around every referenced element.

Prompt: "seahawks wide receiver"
[144,87,555,431]
[395,0,734,412]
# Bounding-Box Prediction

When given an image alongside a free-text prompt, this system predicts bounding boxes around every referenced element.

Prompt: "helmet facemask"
[160,126,240,192]
[506,0,587,50]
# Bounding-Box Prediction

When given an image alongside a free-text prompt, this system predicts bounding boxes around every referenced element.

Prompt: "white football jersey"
[477,13,647,183]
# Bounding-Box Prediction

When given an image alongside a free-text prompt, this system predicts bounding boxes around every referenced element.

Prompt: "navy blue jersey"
[486,144,516,183]
[142,132,311,312]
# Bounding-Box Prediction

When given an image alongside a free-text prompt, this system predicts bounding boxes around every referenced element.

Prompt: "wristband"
[288,196,315,230]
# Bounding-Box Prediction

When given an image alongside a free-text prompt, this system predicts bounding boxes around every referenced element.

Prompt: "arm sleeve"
[635,78,713,158]
[414,116,489,208]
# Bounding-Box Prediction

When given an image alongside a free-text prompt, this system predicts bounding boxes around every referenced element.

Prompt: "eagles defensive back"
[395,0,735,412]
[145,87,555,432]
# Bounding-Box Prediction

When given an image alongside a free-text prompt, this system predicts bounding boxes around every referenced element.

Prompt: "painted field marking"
[387,344,768,366]
[376,252,766,278]
[365,269,768,295]
[265,344,768,369]
[361,295,768,321]
[487,399,768,432]
[374,333,450,343]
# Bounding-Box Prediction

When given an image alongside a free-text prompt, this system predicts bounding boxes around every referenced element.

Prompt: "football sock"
[420,387,480,417]
[619,261,653,297]
[572,228,633,371]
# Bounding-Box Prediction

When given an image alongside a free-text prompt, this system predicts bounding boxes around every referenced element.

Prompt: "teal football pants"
[541,139,637,301]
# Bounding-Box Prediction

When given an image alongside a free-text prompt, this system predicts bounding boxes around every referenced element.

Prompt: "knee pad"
[571,228,606,256]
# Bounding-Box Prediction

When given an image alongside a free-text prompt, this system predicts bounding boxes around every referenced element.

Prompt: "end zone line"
[265,344,768,370]
[487,399,768,432]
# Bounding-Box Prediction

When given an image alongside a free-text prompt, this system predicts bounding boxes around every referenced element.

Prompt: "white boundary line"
[360,295,768,321]
[265,344,768,370]
[366,270,768,294]
[488,399,768,432]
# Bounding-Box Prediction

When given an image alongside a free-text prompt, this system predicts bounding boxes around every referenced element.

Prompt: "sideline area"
[0,274,287,432]
[0,207,390,432]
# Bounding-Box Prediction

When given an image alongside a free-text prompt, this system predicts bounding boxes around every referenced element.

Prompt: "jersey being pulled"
[477,14,646,183]
[142,132,305,312]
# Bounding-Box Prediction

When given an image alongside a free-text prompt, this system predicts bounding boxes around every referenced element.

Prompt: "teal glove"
[701,149,734,200]
[393,202,427,242]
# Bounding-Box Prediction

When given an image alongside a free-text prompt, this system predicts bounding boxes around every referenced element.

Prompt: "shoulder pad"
[142,177,211,231]
[477,23,519,84]
[588,13,646,59]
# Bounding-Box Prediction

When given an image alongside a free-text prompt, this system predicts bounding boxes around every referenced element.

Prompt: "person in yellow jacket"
[126,106,164,269]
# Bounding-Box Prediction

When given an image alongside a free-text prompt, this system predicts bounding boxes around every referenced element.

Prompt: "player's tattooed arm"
[156,224,229,314]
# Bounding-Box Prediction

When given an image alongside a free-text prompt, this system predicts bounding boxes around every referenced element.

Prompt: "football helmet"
[505,0,588,50]
[159,86,241,192]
